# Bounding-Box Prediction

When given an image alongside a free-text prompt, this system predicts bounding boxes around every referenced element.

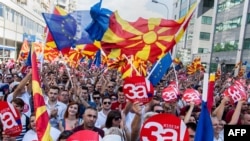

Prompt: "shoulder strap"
[61,119,66,129]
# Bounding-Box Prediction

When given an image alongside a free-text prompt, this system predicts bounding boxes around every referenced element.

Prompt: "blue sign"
[23,33,36,42]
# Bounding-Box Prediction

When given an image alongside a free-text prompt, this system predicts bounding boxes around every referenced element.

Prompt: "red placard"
[183,88,201,105]
[123,76,154,104]
[223,83,247,104]
[162,87,178,102]
[0,101,22,137]
[140,114,189,141]
[67,130,99,141]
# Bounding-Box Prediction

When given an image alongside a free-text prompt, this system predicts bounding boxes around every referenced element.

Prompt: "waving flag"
[18,40,29,61]
[42,10,93,54]
[148,53,172,86]
[45,6,67,50]
[31,47,52,141]
[87,1,197,63]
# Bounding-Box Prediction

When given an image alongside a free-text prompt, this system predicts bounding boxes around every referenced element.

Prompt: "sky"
[76,0,174,22]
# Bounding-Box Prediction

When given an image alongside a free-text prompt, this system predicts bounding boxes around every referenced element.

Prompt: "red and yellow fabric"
[187,57,205,74]
[173,58,181,65]
[43,46,59,62]
[64,47,84,68]
[17,40,29,62]
[31,47,53,141]
[101,3,197,64]
[107,56,127,71]
[215,63,221,80]
[32,42,42,56]
[78,41,101,58]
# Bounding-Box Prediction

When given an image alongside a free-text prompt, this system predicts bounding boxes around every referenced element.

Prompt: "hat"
[103,135,122,141]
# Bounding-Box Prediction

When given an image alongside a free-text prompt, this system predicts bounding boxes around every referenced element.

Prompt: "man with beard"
[73,107,104,138]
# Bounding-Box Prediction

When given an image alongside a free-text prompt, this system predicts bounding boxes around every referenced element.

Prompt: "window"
[201,16,212,25]
[198,48,209,53]
[0,4,3,17]
[215,16,241,32]
[200,32,210,41]
[247,13,250,24]
[243,38,250,49]
[203,0,214,8]
[217,0,244,13]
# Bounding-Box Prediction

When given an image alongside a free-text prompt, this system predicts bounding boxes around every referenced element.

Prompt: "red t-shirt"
[225,110,241,125]
[111,101,126,110]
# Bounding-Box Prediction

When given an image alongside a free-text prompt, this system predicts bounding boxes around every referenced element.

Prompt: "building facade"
[173,0,214,70]
[0,0,51,62]
[211,0,250,73]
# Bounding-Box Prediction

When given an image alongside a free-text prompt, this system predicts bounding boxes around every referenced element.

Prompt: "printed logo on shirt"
[23,103,29,113]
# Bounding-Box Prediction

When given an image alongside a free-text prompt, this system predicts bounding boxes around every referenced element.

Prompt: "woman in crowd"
[103,110,130,141]
[58,102,83,131]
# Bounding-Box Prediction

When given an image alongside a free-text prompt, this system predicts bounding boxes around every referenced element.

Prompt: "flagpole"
[202,73,209,101]
[171,57,179,89]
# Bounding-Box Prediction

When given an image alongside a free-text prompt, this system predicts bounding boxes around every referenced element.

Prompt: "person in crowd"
[58,89,70,105]
[92,91,102,111]
[211,116,223,141]
[45,85,67,129]
[72,107,104,138]
[95,96,112,128]
[7,72,32,117]
[151,103,164,114]
[57,130,73,141]
[186,122,196,141]
[59,102,83,131]
[11,98,30,141]
[111,87,126,110]
[22,113,61,141]
[103,110,130,141]
[77,86,96,117]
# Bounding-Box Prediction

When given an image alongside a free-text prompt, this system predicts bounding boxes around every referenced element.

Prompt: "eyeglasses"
[103,102,111,105]
[93,97,100,100]
[6,77,11,79]
[108,86,113,88]
[155,110,164,113]
[114,116,121,121]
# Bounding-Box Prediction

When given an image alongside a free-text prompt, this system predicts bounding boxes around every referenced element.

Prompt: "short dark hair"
[81,86,88,91]
[11,98,24,108]
[186,122,197,131]
[102,96,111,103]
[151,104,162,111]
[57,130,73,140]
[49,85,60,92]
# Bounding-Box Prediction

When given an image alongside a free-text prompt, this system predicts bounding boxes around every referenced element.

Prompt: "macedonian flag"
[87,2,197,64]
[31,47,52,141]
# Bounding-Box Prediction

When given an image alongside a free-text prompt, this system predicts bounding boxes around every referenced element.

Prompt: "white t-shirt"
[95,110,109,128]
[7,92,31,117]
[22,127,61,141]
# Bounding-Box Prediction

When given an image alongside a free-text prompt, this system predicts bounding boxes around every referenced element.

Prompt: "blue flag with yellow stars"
[42,11,93,54]
[149,53,172,86]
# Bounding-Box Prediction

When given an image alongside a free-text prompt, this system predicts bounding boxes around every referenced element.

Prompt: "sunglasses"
[108,86,114,88]
[189,135,194,138]
[93,97,100,100]
[155,110,164,113]
[103,102,111,105]
[114,116,121,121]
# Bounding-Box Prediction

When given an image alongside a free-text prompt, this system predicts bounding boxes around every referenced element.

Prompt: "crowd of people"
[0,60,250,141]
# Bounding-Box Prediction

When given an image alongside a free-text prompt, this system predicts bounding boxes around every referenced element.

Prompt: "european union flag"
[194,101,214,141]
[149,53,172,86]
[42,11,93,53]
